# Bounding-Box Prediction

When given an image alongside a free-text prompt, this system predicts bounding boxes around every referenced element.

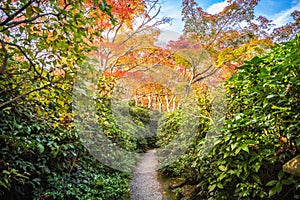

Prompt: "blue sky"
[157,0,300,34]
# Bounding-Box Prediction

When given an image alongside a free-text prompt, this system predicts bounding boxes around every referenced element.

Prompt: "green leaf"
[282,179,293,185]
[37,143,45,153]
[269,187,277,197]
[249,156,257,163]
[271,105,289,111]
[217,183,224,189]
[218,165,227,172]
[241,144,249,153]
[0,180,10,189]
[231,142,238,150]
[268,182,282,197]
[266,180,278,186]
[208,184,216,193]
[266,94,276,99]
[252,174,262,185]
[25,6,33,17]
[246,140,259,145]
[251,56,261,64]
[278,170,284,180]
[235,147,241,155]
[218,173,227,181]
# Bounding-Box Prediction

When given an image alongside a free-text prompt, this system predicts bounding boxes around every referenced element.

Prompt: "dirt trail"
[129,149,166,200]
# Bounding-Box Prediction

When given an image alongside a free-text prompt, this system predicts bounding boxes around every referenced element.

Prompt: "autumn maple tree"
[81,0,180,113]
[89,0,171,74]
[181,0,299,80]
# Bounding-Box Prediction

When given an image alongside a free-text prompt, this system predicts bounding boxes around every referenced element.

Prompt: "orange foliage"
[102,70,127,78]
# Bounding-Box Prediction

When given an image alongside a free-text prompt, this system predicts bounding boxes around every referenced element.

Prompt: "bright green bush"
[196,33,300,199]
[156,89,211,177]
[0,95,132,199]
[43,165,130,200]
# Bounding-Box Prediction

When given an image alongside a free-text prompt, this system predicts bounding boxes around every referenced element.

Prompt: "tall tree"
[181,0,299,81]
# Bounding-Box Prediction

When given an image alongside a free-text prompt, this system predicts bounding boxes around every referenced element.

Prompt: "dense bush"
[157,33,300,199]
[156,87,211,179]
[195,32,300,200]
[0,67,156,199]
[0,83,133,200]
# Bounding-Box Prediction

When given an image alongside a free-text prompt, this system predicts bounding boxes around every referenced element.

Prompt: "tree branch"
[0,83,51,109]
[0,39,9,75]
[191,68,220,84]
[0,0,33,26]
[5,41,41,77]
[193,64,213,79]
[1,12,56,32]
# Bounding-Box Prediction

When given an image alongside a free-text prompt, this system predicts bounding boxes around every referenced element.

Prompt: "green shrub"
[0,75,137,199]
[0,101,132,200]
[196,33,300,199]
[156,89,211,177]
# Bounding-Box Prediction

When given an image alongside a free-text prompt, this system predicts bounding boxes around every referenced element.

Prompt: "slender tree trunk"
[148,94,152,109]
[141,95,144,107]
[158,95,162,112]
[165,94,170,112]
[154,94,158,110]
[135,95,138,107]
[172,96,177,111]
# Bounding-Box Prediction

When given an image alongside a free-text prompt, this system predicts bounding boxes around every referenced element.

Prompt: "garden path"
[129,149,166,200]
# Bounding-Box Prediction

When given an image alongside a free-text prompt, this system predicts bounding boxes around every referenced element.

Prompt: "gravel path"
[129,149,166,200]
